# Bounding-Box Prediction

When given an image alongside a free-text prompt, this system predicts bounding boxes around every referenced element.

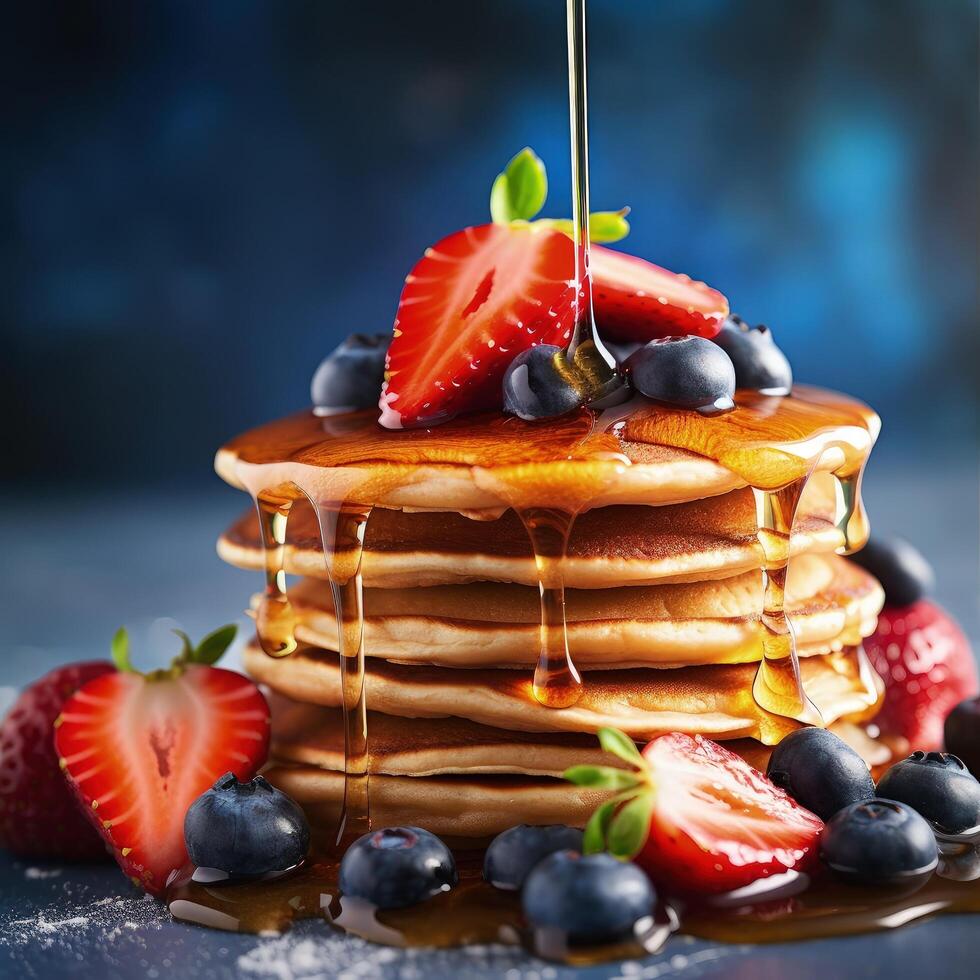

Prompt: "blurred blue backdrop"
[1,0,977,488]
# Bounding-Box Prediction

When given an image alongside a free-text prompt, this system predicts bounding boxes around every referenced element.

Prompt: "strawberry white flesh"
[639,733,823,894]
[55,666,269,894]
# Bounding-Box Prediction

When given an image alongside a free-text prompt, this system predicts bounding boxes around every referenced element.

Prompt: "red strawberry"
[566,728,823,895]
[864,600,978,752]
[380,222,577,429]
[591,245,729,343]
[0,661,115,860]
[54,626,270,895]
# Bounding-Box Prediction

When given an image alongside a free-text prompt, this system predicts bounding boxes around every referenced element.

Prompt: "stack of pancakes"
[215,438,885,839]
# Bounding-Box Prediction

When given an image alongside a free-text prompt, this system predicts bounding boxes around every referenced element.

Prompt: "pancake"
[274,553,882,668]
[267,692,776,777]
[245,642,882,745]
[263,764,605,839]
[218,476,845,589]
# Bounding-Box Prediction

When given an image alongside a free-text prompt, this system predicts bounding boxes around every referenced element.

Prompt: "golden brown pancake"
[274,553,882,668]
[263,764,605,838]
[218,477,845,589]
[245,642,882,745]
[267,692,776,777]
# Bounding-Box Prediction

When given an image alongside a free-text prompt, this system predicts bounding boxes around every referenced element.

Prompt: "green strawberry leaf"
[490,147,548,224]
[110,627,133,673]
[596,727,644,767]
[583,799,617,855]
[192,624,238,665]
[607,791,653,860]
[563,764,641,791]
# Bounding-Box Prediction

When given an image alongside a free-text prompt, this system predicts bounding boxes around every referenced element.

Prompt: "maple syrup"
[167,845,980,959]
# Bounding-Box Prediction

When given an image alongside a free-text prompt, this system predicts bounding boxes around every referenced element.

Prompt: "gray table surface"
[2,458,978,978]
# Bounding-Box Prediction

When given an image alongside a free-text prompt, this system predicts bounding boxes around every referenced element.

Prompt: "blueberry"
[484,824,584,890]
[876,752,980,836]
[711,314,793,395]
[623,336,735,412]
[339,826,457,909]
[766,727,875,820]
[820,800,939,885]
[522,851,656,943]
[820,799,938,885]
[310,333,389,413]
[502,345,584,420]
[945,697,980,776]
[184,773,310,877]
[849,537,935,606]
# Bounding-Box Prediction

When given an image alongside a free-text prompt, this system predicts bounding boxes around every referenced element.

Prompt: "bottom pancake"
[247,642,882,745]
[263,765,605,839]
[264,721,891,840]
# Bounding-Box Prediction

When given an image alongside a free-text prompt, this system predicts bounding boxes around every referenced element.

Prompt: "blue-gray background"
[1,4,978,976]
[2,0,977,487]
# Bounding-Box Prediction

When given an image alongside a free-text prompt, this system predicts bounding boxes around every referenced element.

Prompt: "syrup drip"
[235,459,384,846]
[751,479,822,730]
[517,507,583,707]
[167,847,980,960]
[253,486,301,658]
[315,502,373,846]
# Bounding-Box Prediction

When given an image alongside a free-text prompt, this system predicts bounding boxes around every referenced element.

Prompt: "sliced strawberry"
[567,728,823,896]
[54,630,269,895]
[637,733,823,894]
[380,222,577,429]
[0,661,115,860]
[864,600,978,752]
[591,245,728,342]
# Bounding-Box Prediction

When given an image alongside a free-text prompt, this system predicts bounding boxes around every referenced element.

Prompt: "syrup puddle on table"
[167,846,980,963]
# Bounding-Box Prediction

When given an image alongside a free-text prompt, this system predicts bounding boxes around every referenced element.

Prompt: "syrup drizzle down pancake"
[244,641,882,746]
[218,477,846,589]
[269,553,883,668]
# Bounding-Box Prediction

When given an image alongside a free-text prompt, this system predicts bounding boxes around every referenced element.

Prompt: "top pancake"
[218,477,845,589]
[215,387,878,512]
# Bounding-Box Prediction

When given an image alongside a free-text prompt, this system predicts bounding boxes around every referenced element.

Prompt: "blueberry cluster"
[502,313,793,420]
[767,729,980,884]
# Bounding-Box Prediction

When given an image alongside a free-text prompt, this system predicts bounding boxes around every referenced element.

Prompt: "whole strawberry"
[55,625,270,895]
[865,601,977,751]
[0,661,115,860]
[854,536,978,752]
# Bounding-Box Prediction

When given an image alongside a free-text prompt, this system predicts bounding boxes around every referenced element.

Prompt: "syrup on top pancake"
[215,386,878,513]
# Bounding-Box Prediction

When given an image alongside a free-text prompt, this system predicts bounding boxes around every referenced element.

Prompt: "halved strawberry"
[566,728,823,896]
[54,626,269,895]
[637,733,823,893]
[590,245,728,343]
[379,222,577,429]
